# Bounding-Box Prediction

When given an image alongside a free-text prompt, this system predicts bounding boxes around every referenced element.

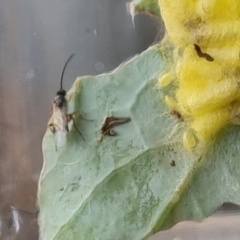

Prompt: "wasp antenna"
[60,53,75,90]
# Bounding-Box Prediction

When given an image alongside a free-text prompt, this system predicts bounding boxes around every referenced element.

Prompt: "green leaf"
[38,44,240,240]
[132,0,160,18]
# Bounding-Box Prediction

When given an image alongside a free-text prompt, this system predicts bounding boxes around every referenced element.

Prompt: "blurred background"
[0,0,239,239]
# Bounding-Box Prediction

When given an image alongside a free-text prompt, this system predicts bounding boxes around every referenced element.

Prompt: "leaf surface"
[132,0,160,17]
[39,45,240,240]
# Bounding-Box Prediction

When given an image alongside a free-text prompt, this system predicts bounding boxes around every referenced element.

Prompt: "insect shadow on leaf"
[48,54,85,150]
[98,116,131,142]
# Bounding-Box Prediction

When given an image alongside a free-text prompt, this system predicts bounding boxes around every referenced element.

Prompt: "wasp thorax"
[54,95,66,108]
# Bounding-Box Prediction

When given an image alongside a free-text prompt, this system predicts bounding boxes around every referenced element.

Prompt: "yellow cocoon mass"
[158,0,240,150]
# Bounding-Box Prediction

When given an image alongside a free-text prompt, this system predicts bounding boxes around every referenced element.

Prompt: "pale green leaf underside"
[133,0,160,18]
[38,45,240,240]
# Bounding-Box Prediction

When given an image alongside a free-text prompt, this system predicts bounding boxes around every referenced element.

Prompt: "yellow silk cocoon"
[158,0,240,150]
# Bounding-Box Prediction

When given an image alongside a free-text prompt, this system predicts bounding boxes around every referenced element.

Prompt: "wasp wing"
[51,101,69,149]
[54,130,67,148]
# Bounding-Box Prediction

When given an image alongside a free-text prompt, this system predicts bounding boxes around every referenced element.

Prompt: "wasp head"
[57,89,66,96]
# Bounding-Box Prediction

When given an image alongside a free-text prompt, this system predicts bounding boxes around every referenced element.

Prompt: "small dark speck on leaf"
[59,188,64,191]
[71,183,80,192]
[198,156,202,162]
[170,160,176,167]
[170,110,184,121]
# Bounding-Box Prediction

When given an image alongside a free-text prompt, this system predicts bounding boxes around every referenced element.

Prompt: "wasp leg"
[68,114,85,141]
[48,123,58,151]
[69,111,93,122]
[48,123,56,134]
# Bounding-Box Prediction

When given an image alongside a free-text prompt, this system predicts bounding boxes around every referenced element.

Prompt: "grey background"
[0,0,238,240]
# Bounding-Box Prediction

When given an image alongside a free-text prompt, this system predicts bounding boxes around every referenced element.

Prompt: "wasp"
[98,116,131,142]
[48,54,85,149]
[194,44,214,62]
